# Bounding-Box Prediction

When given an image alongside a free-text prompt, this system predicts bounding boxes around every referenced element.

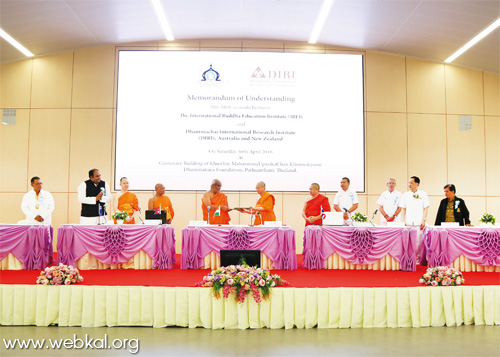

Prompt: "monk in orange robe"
[148,183,174,223]
[202,179,231,224]
[114,177,139,224]
[302,183,331,226]
[238,181,276,225]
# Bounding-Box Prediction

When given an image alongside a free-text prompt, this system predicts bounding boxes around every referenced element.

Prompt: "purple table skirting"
[181,226,297,270]
[57,225,176,269]
[421,226,500,268]
[302,226,417,271]
[0,225,54,270]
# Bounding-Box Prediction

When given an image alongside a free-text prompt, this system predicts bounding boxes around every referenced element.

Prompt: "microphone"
[138,206,145,224]
[207,206,210,225]
[100,187,105,196]
[343,208,353,226]
[370,209,378,226]
[250,208,254,226]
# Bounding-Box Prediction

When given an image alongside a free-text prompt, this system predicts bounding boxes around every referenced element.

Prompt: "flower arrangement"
[479,212,496,225]
[112,210,130,221]
[351,212,368,223]
[196,265,288,303]
[36,264,84,285]
[419,266,464,286]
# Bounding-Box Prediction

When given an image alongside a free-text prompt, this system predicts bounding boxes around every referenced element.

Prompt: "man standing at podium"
[302,183,330,226]
[202,179,231,224]
[78,169,111,224]
[333,177,359,223]
[20,176,54,225]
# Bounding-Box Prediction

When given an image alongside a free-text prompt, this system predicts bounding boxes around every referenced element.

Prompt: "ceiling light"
[308,0,335,44]
[445,17,500,63]
[150,0,175,41]
[0,27,34,57]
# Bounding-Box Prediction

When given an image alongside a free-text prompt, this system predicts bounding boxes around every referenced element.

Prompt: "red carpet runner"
[1,255,499,288]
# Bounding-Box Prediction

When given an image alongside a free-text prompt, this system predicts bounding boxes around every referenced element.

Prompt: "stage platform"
[1,255,499,329]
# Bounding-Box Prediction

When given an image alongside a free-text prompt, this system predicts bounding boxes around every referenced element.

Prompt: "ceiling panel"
[0,0,498,73]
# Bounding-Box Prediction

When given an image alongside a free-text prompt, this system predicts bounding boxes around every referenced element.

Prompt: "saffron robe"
[153,195,174,221]
[305,194,331,226]
[117,191,139,224]
[254,192,276,225]
[202,192,230,224]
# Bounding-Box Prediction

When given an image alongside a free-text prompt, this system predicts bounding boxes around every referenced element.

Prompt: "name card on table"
[189,221,208,226]
[264,221,282,227]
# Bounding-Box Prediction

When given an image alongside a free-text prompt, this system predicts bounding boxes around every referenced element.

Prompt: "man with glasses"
[202,179,231,224]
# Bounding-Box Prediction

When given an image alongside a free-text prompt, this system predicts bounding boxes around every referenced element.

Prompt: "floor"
[1,325,498,356]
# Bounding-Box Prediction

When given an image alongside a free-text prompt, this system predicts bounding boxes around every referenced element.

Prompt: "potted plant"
[479,213,496,227]
[112,210,130,224]
[351,212,369,226]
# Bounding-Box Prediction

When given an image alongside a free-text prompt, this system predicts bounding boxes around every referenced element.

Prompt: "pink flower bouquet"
[36,263,84,286]
[196,264,288,303]
[419,266,464,286]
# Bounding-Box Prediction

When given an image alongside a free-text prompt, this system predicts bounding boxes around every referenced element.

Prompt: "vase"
[480,222,494,227]
[352,222,370,227]
[115,220,124,225]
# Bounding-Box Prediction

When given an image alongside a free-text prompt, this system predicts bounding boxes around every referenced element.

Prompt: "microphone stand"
[370,209,378,226]
[207,206,210,225]
[138,206,145,224]
[250,208,254,226]
[344,208,353,226]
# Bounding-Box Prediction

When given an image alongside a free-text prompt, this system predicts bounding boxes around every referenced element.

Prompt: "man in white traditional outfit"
[333,177,359,224]
[377,178,402,226]
[399,176,430,258]
[20,176,55,225]
[78,169,111,224]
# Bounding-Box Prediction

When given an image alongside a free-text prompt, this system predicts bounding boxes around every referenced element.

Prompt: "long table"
[57,224,176,269]
[302,226,417,271]
[421,226,500,272]
[181,225,297,270]
[0,224,54,270]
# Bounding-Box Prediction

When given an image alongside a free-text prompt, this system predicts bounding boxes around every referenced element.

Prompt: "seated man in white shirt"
[20,176,55,225]
[377,178,402,226]
[399,176,430,258]
[333,177,359,224]
[77,169,111,224]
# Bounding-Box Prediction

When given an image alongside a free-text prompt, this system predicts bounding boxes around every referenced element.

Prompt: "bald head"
[256,181,266,195]
[155,183,165,196]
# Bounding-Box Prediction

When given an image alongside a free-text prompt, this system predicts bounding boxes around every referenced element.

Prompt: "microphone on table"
[343,208,353,226]
[138,206,145,224]
[370,209,378,226]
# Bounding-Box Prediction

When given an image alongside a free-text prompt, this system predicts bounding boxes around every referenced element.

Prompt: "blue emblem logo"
[201,65,221,82]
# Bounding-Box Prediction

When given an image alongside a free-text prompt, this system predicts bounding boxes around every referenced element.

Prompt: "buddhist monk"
[202,179,231,224]
[148,183,174,224]
[302,183,331,226]
[238,181,276,225]
[114,177,139,224]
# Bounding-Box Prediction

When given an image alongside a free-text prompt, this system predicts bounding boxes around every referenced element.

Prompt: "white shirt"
[377,190,402,223]
[78,181,111,208]
[21,189,55,225]
[399,189,430,225]
[334,188,359,212]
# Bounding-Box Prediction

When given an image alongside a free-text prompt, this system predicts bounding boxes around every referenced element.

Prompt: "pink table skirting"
[181,225,297,270]
[421,226,500,268]
[303,226,417,271]
[57,225,176,269]
[0,225,54,270]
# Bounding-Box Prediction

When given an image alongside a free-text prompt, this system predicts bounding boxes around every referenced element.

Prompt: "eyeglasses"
[214,184,221,187]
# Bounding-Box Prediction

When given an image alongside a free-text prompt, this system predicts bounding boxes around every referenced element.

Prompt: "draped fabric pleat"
[1,285,498,329]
